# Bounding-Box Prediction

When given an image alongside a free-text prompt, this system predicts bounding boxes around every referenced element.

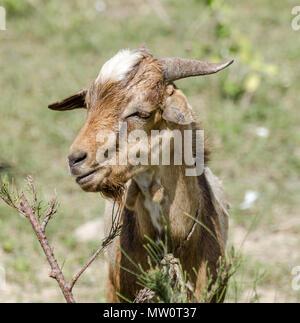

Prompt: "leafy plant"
[118,213,241,303]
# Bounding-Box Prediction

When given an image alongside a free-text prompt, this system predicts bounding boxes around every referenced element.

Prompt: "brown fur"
[105,171,226,302]
[49,48,229,302]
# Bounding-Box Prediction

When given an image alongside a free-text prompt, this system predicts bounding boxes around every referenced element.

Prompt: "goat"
[48,47,232,302]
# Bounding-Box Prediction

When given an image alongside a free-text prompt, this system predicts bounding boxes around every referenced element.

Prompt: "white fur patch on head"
[96,49,143,85]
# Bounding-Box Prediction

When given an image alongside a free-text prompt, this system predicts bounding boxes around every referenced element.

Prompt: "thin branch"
[27,175,37,206]
[69,201,122,291]
[19,193,75,303]
[0,182,18,211]
[41,198,58,233]
[69,244,106,291]
[0,177,122,303]
[69,200,122,291]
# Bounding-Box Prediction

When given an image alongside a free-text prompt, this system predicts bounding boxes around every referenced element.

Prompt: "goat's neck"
[132,162,201,245]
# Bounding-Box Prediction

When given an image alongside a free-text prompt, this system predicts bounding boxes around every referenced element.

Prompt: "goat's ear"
[48,89,87,111]
[162,88,194,125]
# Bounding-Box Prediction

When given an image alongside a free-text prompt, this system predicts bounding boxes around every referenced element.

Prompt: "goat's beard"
[96,164,146,202]
[96,172,126,203]
[98,179,125,203]
[82,164,145,203]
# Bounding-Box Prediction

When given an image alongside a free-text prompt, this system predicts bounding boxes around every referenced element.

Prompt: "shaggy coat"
[48,48,231,302]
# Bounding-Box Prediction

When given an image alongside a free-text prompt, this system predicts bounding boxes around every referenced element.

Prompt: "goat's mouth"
[76,168,101,185]
[75,166,113,193]
[74,165,125,199]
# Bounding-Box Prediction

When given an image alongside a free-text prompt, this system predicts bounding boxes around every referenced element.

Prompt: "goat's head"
[49,47,232,200]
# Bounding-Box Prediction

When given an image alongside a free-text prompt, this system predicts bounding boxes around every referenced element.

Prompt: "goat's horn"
[158,58,234,81]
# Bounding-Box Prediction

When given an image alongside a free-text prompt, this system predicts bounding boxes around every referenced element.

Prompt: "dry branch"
[0,176,121,303]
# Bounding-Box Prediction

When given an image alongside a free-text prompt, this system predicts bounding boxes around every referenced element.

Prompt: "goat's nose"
[68,151,87,168]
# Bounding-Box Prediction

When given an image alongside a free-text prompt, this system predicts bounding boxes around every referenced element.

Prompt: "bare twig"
[0,182,18,210]
[19,193,75,303]
[69,199,122,292]
[41,198,57,233]
[0,178,121,303]
[70,244,106,291]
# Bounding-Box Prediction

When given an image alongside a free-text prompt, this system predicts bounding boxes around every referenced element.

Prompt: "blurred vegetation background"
[0,0,299,302]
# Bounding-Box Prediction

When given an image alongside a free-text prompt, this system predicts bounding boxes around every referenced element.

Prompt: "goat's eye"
[137,111,151,119]
[126,111,152,120]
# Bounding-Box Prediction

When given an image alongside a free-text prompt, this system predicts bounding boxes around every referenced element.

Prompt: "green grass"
[0,0,299,302]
